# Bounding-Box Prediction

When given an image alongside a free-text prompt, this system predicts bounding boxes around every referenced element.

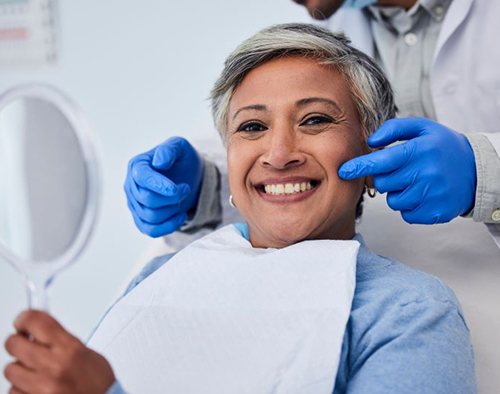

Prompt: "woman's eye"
[237,122,267,133]
[301,115,334,126]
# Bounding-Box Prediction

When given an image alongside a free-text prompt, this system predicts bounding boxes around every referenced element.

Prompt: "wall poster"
[0,0,57,68]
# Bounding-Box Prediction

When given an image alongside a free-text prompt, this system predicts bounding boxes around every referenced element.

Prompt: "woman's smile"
[253,176,321,203]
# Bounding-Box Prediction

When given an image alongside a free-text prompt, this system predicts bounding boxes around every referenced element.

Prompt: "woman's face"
[227,56,367,248]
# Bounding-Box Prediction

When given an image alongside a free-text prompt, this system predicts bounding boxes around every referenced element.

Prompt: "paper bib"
[88,225,358,394]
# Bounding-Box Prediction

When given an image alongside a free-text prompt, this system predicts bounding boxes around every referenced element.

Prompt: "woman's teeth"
[263,182,313,195]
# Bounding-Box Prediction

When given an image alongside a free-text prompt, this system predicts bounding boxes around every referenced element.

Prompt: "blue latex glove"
[338,118,477,224]
[124,137,204,237]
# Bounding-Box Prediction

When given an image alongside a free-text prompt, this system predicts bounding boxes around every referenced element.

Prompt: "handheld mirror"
[0,84,100,310]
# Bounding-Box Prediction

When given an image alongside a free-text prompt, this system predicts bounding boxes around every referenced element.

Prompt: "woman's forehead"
[228,56,352,115]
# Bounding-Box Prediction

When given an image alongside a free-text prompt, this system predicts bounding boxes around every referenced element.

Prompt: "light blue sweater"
[106,224,476,393]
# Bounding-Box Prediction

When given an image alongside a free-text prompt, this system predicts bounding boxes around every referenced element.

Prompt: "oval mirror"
[0,84,100,310]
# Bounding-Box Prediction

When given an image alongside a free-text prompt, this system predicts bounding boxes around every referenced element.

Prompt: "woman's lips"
[254,177,321,204]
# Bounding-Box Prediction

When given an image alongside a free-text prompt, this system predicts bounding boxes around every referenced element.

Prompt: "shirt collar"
[366,0,452,33]
[420,0,452,21]
[353,233,366,245]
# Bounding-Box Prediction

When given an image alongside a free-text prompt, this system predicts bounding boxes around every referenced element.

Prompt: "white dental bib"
[88,225,358,394]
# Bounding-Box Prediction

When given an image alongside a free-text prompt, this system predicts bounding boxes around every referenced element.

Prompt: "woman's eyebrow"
[296,97,342,112]
[232,104,268,120]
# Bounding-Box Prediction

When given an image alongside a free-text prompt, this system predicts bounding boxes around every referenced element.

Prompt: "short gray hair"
[210,23,396,142]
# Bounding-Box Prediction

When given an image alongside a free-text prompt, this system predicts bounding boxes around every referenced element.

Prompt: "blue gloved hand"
[124,137,204,237]
[338,118,477,224]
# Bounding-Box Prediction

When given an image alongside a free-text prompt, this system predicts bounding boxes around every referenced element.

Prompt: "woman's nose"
[260,126,306,170]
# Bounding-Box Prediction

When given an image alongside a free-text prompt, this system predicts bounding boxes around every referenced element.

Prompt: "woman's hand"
[3,310,115,394]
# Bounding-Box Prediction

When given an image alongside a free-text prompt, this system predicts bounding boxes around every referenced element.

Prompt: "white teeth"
[284,184,294,194]
[262,181,315,195]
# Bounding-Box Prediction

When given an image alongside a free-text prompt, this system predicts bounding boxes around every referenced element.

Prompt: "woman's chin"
[250,222,317,248]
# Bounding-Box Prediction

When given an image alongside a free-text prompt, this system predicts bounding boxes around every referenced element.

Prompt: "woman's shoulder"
[354,242,463,311]
[336,243,475,393]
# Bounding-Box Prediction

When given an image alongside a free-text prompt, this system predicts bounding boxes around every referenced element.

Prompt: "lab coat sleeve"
[345,298,476,394]
[464,133,500,226]
[180,157,223,233]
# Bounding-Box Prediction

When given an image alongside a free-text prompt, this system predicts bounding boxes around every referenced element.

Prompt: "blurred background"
[0,0,309,390]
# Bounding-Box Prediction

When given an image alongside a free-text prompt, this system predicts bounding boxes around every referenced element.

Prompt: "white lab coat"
[324,0,500,245]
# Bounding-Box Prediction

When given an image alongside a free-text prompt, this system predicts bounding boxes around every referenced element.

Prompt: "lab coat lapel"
[323,8,374,57]
[433,0,474,65]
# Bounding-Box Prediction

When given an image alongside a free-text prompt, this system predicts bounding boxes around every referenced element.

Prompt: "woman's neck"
[247,223,356,249]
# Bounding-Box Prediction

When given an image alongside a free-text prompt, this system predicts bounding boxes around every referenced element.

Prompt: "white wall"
[0,1,310,390]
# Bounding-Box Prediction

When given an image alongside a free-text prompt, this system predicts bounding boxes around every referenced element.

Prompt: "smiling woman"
[4,24,475,394]
[226,57,367,247]
[211,24,394,248]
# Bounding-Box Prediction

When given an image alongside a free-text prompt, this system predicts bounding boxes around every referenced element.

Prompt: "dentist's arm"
[124,136,222,238]
[4,310,117,394]
[338,118,477,224]
[463,132,500,225]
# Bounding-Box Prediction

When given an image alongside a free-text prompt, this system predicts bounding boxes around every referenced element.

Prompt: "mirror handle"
[24,273,52,311]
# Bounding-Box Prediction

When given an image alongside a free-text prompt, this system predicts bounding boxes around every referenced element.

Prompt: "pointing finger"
[338,141,415,180]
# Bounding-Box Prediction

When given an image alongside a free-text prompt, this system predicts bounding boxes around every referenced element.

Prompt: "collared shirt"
[366,0,452,119]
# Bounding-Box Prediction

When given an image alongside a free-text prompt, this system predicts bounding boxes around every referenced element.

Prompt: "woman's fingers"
[4,361,40,394]
[5,333,53,372]
[14,310,77,348]
[9,387,29,394]
[6,311,116,394]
